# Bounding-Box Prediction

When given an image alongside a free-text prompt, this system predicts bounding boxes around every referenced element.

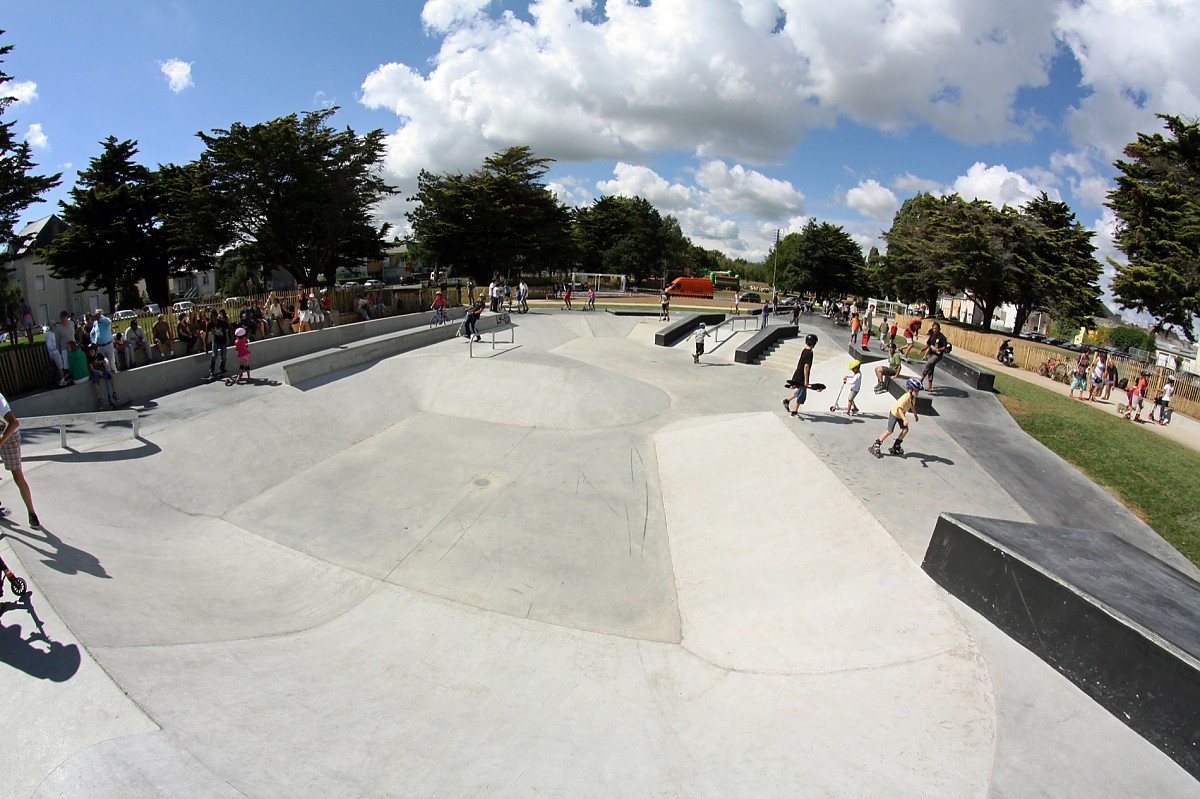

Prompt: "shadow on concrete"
[24,439,162,463]
[901,451,956,468]
[2,528,110,580]
[928,386,969,399]
[0,595,81,682]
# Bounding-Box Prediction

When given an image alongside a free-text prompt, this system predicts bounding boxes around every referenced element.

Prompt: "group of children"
[777,332,922,458]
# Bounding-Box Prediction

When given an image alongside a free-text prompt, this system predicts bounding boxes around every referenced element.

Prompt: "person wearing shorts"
[901,318,922,360]
[869,379,921,456]
[920,322,949,390]
[0,390,40,529]
[874,343,902,391]
[783,334,818,417]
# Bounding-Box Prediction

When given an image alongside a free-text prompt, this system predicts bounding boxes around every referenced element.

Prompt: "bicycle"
[429,307,448,327]
[1037,355,1069,383]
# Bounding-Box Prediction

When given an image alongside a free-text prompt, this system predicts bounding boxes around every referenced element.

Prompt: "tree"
[572,195,664,283]
[409,146,574,283]
[1,32,61,313]
[1019,193,1101,334]
[940,198,1024,332]
[39,137,161,306]
[1107,113,1200,341]
[198,108,396,288]
[770,220,865,298]
[876,193,958,313]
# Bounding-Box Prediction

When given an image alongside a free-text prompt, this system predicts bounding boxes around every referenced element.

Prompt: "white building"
[6,214,113,326]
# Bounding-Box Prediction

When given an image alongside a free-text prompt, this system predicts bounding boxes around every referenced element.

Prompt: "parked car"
[142,303,161,315]
[224,296,248,307]
[341,281,360,288]
[113,310,138,321]
[363,279,384,287]
[172,301,195,313]
[738,292,763,304]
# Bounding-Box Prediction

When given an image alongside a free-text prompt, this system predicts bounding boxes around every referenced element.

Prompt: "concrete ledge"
[283,314,470,385]
[21,409,140,448]
[910,352,995,391]
[607,309,660,317]
[734,325,797,364]
[654,313,726,347]
[848,340,886,363]
[922,513,1200,780]
[885,377,936,415]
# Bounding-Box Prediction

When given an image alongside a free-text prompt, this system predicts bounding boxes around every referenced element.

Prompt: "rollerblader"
[868,378,921,458]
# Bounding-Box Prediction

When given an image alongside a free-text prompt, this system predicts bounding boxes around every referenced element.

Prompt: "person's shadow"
[0,594,81,681]
[2,526,109,579]
[904,451,956,468]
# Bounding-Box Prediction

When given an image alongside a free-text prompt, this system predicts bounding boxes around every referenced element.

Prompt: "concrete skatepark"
[1,309,1197,797]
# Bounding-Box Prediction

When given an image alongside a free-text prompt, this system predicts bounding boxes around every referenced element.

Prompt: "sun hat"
[234,327,246,337]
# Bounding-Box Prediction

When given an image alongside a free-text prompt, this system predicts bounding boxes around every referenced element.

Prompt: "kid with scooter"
[868,378,922,458]
[830,360,862,415]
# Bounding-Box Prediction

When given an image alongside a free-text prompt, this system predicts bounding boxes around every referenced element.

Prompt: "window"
[35,275,46,291]
[38,304,49,326]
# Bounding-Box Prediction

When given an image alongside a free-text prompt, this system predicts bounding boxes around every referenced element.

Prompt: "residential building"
[6,214,114,326]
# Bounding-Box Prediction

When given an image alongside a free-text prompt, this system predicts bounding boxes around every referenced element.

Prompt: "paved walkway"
[1,310,1196,797]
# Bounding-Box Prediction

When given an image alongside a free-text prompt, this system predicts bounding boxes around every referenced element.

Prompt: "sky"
[4,0,1200,305]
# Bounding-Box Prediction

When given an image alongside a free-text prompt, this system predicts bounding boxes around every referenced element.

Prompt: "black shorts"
[887,414,907,433]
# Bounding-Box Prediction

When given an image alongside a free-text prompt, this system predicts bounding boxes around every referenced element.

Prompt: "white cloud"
[355,0,1200,260]
[0,79,38,104]
[950,162,1055,209]
[846,179,899,221]
[159,58,194,93]
[596,163,697,212]
[23,123,48,150]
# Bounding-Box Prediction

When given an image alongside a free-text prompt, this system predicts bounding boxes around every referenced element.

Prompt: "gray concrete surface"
[1,309,1197,797]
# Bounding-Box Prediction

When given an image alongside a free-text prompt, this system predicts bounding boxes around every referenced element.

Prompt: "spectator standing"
[518,280,529,313]
[90,309,117,369]
[760,300,770,330]
[1149,375,1175,425]
[1087,350,1107,401]
[660,290,671,321]
[55,311,76,382]
[18,298,34,345]
[45,323,68,386]
[1103,357,1119,400]
[1068,346,1092,399]
[0,390,40,529]
[849,312,861,347]
[586,287,596,311]
[208,309,229,378]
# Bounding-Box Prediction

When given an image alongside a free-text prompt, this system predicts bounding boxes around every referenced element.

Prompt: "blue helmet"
[906,378,922,391]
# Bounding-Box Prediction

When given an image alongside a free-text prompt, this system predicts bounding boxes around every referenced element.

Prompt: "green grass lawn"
[992,373,1200,567]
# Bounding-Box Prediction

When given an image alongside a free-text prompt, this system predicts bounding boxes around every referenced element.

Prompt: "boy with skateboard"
[783,334,822,417]
[868,378,922,458]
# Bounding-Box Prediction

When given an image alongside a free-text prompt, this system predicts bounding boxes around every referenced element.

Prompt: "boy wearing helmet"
[841,359,862,415]
[868,378,922,457]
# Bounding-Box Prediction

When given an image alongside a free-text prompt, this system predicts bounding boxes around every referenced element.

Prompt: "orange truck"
[664,276,714,299]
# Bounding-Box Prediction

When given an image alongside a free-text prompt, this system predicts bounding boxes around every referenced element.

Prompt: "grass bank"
[992,373,1200,567]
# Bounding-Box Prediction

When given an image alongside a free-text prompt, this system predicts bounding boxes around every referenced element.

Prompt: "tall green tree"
[876,193,958,313]
[1107,113,1200,340]
[1,32,61,312]
[409,146,574,282]
[771,220,865,298]
[198,108,396,288]
[572,194,664,283]
[39,137,163,306]
[1019,193,1101,334]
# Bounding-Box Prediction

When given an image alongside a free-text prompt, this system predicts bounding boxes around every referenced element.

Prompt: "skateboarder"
[783,334,819,417]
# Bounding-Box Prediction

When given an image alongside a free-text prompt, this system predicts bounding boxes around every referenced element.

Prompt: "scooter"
[0,554,29,599]
[997,339,1015,367]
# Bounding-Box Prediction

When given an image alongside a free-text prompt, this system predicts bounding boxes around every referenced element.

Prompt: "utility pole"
[771,228,780,295]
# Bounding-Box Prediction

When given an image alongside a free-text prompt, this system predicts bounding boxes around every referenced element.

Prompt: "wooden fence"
[0,285,465,400]
[895,315,1199,422]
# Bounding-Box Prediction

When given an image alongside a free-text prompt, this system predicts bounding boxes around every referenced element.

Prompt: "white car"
[363,279,384,287]
[113,310,138,321]
[172,301,195,313]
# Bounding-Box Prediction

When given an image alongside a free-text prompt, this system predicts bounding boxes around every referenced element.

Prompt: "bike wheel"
[10,576,26,596]
[1038,363,1049,377]
[1053,364,1069,382]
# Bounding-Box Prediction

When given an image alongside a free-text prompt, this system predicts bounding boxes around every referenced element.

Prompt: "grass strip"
[992,373,1200,567]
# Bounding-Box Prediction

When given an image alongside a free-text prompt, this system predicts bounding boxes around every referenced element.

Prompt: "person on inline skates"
[868,378,921,458]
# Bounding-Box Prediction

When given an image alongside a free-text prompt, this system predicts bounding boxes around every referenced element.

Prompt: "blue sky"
[5,0,1200,286]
